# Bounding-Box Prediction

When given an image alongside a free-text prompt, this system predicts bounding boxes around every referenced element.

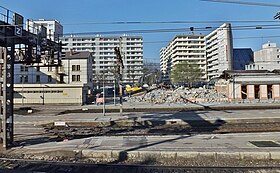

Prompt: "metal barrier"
[0,6,15,25]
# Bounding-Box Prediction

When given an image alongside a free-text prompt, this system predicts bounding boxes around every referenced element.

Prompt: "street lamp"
[41,84,49,105]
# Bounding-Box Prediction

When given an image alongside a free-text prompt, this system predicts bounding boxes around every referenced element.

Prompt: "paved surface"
[13,107,280,126]
[14,101,280,112]
[10,132,280,161]
[8,102,280,161]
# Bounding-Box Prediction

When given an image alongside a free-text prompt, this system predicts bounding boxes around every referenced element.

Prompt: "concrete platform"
[9,132,280,162]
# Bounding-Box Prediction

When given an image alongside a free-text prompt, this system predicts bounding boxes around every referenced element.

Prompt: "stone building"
[216,70,280,102]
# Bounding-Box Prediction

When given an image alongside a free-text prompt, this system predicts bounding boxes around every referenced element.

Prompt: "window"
[77,75,80,81]
[72,65,80,71]
[72,75,76,81]
[20,65,28,72]
[72,65,76,71]
[20,75,28,83]
[48,75,52,82]
[36,75,40,82]
[72,75,81,82]
[48,66,52,72]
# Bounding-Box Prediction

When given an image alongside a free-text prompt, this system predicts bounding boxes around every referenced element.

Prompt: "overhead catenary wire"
[3,23,280,37]
[2,23,280,41]
[62,23,280,36]
[200,0,280,8]
[61,20,280,26]
[3,19,280,37]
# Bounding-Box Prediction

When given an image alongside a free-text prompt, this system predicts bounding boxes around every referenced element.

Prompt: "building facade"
[60,35,143,88]
[160,34,207,82]
[246,42,280,71]
[14,51,93,105]
[160,23,234,83]
[233,48,253,70]
[27,19,63,41]
[14,84,89,105]
[206,23,234,80]
[60,51,93,91]
[216,70,280,102]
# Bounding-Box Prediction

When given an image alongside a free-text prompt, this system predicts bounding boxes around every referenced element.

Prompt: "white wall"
[14,84,86,105]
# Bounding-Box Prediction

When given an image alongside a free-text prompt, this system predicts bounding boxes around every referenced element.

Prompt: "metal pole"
[21,75,24,105]
[119,37,123,116]
[114,79,116,106]
[42,85,44,105]
[103,73,105,116]
[232,75,235,101]
[2,47,7,148]
[119,81,123,116]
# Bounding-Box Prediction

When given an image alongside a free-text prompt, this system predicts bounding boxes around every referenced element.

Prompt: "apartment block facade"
[27,19,63,41]
[206,23,233,80]
[60,35,143,88]
[246,42,280,71]
[160,23,234,83]
[160,34,207,82]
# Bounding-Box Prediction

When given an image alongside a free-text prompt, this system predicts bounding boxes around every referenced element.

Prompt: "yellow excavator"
[125,84,143,95]
[125,74,147,95]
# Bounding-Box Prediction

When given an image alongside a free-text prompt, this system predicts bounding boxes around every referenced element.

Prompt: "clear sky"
[2,0,280,62]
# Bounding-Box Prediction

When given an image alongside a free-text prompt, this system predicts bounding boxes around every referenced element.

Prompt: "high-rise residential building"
[246,42,280,71]
[27,19,63,41]
[160,47,169,82]
[60,35,144,88]
[206,23,233,80]
[160,34,207,82]
[160,23,234,83]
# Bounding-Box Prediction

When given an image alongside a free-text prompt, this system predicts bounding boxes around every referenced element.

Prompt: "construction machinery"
[125,72,151,95]
[125,75,145,95]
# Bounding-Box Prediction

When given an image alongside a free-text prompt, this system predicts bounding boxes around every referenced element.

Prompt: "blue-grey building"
[233,48,254,70]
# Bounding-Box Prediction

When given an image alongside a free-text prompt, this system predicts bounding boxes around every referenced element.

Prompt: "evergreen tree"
[170,61,203,86]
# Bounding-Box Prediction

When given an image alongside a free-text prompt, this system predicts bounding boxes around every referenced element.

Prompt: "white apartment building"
[246,42,280,71]
[206,23,233,80]
[60,35,143,88]
[160,34,207,82]
[160,47,168,81]
[27,19,63,41]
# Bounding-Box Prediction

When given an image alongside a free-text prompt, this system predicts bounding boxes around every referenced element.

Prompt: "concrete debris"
[126,87,227,104]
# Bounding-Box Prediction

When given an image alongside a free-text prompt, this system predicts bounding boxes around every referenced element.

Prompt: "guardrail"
[0,6,15,25]
[0,6,42,36]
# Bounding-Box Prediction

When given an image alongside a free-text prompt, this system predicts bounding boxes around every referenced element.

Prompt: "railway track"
[0,158,280,173]
[46,121,280,140]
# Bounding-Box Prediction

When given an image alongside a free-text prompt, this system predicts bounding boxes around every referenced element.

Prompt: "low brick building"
[216,70,280,102]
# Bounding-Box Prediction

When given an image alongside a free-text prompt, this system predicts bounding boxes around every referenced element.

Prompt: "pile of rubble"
[126,87,227,104]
